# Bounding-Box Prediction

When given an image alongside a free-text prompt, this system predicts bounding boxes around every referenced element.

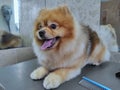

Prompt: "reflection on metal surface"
[0,83,5,90]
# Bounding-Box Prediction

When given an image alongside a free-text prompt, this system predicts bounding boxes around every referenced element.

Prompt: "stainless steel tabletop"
[0,59,120,90]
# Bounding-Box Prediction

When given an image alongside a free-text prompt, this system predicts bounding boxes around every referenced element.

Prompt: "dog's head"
[34,6,75,50]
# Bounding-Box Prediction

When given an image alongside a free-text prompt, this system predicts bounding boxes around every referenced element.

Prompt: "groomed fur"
[30,6,118,89]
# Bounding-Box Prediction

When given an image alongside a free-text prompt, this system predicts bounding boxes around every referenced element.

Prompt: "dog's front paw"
[30,67,48,80]
[43,73,62,89]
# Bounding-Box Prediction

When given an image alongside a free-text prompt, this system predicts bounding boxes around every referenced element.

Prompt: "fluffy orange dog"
[30,6,118,89]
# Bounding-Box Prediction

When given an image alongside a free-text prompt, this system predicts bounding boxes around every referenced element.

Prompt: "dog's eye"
[38,24,42,29]
[50,24,56,29]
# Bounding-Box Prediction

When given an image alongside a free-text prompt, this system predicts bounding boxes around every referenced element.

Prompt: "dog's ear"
[58,5,71,15]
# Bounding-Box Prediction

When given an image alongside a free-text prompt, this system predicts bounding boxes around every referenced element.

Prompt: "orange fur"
[34,6,75,47]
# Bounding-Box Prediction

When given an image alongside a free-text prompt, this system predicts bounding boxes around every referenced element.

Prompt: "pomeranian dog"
[30,6,118,89]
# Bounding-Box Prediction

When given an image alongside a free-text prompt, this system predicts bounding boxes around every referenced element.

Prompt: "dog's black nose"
[39,30,45,38]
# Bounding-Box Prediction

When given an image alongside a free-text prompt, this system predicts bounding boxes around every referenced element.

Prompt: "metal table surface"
[0,59,120,90]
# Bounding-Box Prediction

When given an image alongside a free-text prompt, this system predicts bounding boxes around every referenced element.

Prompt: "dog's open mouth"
[41,37,60,50]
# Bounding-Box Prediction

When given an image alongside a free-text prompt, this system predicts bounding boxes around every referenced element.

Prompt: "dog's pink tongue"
[41,39,53,50]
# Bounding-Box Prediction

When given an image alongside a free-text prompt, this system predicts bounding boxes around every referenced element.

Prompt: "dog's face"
[34,6,75,50]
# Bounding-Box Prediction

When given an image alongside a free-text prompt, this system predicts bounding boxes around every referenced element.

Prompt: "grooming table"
[0,59,119,90]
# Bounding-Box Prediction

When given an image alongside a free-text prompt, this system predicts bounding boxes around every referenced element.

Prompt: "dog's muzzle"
[39,30,46,39]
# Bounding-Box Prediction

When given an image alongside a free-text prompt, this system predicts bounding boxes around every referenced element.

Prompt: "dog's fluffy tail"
[99,24,119,52]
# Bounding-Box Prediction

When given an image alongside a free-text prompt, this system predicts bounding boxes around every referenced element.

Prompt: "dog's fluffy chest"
[37,51,74,70]
[34,42,86,70]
